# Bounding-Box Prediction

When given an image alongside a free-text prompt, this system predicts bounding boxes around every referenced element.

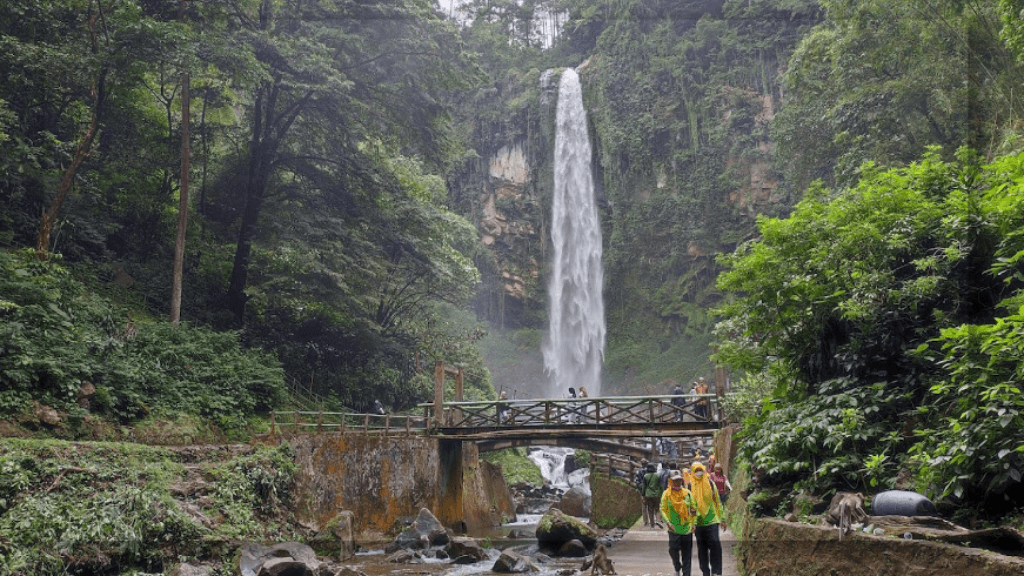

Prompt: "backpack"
[634,468,647,494]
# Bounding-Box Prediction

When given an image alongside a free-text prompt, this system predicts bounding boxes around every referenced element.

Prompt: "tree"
[714,148,1024,518]
[0,0,182,259]
[222,0,484,324]
[773,0,1024,192]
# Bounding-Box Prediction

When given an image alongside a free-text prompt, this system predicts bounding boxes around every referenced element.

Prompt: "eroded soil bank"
[740,518,1024,576]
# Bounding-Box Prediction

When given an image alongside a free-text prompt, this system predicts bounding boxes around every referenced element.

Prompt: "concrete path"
[604,522,738,576]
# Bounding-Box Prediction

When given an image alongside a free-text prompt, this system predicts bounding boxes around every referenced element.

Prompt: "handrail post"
[294,410,299,432]
[363,414,370,434]
[270,412,276,435]
[341,414,347,436]
[317,411,323,433]
[385,414,391,437]
[434,360,445,430]
[454,368,464,425]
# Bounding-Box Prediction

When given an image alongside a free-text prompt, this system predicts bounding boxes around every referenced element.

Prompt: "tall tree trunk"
[171,71,190,323]
[36,11,108,260]
[225,84,274,324]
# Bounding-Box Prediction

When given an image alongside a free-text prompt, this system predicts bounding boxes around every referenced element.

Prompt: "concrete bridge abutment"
[279,434,514,545]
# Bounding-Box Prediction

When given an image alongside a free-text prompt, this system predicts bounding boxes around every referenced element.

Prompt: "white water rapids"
[543,67,606,399]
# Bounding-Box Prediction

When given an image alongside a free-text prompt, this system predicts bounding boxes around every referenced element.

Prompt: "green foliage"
[0,440,296,576]
[717,149,1024,520]
[0,0,491,421]
[207,444,297,539]
[913,309,1024,507]
[0,248,286,427]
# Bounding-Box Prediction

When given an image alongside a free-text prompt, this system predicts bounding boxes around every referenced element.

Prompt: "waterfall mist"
[543,68,605,398]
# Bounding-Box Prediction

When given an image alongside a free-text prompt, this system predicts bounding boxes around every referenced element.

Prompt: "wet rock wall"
[281,435,511,545]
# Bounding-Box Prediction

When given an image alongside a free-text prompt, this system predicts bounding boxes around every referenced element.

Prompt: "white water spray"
[544,68,605,398]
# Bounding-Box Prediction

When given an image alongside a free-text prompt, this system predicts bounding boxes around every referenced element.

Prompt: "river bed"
[331,446,594,576]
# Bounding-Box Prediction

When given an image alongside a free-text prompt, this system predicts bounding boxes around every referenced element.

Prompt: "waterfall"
[544,67,605,398]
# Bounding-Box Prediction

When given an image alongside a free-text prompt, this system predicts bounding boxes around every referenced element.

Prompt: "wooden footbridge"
[272,395,719,459]
[271,361,725,464]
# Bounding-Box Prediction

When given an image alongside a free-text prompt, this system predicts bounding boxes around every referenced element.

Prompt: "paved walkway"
[605,522,738,576]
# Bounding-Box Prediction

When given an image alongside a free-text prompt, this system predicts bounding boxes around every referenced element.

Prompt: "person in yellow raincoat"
[660,470,696,576]
[689,462,725,576]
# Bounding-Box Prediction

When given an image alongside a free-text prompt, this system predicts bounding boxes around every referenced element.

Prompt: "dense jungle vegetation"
[3,1,1024,571]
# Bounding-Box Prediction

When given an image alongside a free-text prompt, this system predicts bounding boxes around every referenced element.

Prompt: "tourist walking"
[643,463,663,528]
[661,470,696,576]
[635,459,652,526]
[710,463,732,505]
[689,462,725,576]
[659,461,678,490]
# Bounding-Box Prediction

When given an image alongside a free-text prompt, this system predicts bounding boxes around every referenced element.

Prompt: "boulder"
[557,486,591,518]
[239,542,321,576]
[311,510,356,560]
[386,508,450,553]
[557,539,588,557]
[535,508,598,552]
[256,557,308,576]
[385,549,418,564]
[33,403,61,426]
[492,550,539,573]
[447,536,488,563]
[167,563,212,576]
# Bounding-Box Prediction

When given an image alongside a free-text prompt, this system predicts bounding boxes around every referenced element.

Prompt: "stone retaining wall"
[272,434,511,544]
[740,518,1024,576]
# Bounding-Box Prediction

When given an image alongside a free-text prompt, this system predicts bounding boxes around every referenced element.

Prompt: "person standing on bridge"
[690,461,725,576]
[579,386,590,423]
[497,391,509,424]
[661,470,696,576]
[566,387,579,424]
[671,381,686,422]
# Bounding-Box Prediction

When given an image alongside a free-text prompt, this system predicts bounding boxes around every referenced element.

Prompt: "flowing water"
[543,67,606,398]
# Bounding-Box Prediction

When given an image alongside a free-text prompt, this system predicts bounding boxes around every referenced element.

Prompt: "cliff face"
[452,7,815,391]
[457,70,787,335]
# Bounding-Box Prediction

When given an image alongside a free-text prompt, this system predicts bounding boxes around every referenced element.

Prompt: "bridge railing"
[591,452,641,480]
[269,410,429,436]
[422,394,720,429]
